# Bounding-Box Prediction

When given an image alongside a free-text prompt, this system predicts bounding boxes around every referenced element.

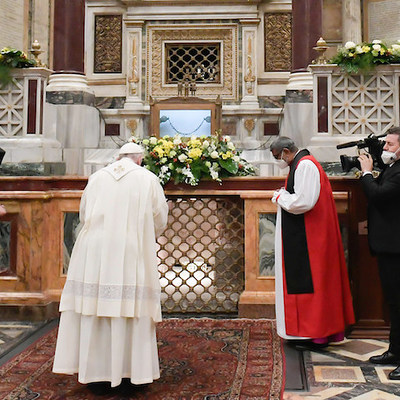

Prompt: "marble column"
[47,0,99,175]
[53,0,85,73]
[342,0,362,44]
[281,0,322,149]
[292,0,322,72]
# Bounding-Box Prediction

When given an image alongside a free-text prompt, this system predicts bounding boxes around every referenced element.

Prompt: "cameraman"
[359,126,400,380]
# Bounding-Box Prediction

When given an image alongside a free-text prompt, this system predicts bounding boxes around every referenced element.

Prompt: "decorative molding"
[88,79,126,86]
[264,12,292,72]
[147,24,238,100]
[94,15,123,74]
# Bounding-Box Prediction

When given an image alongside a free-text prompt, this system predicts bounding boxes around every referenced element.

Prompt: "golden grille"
[94,15,123,73]
[165,43,221,84]
[158,196,244,314]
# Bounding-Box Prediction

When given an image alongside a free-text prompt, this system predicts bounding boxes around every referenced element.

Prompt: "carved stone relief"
[244,118,255,135]
[128,35,140,95]
[264,13,292,72]
[94,15,123,73]
[147,25,238,100]
[244,33,256,96]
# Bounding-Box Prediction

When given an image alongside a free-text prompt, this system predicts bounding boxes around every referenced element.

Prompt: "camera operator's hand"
[0,205,6,217]
[358,153,373,173]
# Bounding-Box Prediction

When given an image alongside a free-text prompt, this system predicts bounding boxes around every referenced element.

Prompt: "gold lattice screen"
[158,196,244,314]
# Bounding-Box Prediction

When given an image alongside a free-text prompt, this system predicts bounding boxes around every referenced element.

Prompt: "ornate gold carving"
[244,35,256,94]
[244,118,255,134]
[94,15,123,73]
[264,13,292,72]
[127,119,138,135]
[128,36,140,95]
[148,25,238,100]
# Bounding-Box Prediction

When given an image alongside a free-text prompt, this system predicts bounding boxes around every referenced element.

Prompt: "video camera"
[336,133,386,172]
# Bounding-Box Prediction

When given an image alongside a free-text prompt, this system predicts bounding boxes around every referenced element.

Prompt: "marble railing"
[309,64,400,163]
[0,176,387,338]
[0,68,63,172]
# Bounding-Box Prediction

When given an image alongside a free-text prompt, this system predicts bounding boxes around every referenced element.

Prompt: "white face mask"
[275,153,288,169]
[381,150,399,165]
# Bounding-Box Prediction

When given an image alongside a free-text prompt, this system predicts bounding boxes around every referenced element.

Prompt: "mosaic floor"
[1,321,400,399]
[284,338,400,399]
[0,321,45,361]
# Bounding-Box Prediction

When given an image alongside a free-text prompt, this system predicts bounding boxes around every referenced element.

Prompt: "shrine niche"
[147,24,238,101]
[150,96,222,138]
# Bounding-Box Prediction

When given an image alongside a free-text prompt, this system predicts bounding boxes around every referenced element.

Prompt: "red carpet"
[0,318,285,399]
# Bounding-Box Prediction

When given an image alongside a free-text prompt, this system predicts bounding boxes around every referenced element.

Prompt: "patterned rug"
[0,318,285,400]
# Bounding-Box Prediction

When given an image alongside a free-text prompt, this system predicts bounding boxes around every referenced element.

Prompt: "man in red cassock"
[270,137,355,347]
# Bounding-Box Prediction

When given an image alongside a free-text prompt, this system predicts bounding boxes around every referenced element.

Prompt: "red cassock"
[282,155,355,338]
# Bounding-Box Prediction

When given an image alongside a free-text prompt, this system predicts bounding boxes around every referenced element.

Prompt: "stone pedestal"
[280,72,314,148]
[45,73,100,175]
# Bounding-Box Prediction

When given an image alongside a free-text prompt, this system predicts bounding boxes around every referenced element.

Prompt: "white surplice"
[53,157,168,386]
[274,159,320,340]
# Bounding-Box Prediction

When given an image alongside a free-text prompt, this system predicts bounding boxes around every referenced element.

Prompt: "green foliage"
[0,47,36,87]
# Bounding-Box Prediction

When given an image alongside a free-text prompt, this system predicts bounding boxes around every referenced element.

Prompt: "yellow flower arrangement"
[128,132,256,186]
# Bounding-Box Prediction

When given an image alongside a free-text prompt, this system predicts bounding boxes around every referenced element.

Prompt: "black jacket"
[361,160,400,254]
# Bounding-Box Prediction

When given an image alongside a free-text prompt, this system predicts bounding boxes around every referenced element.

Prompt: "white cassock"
[53,157,169,387]
[274,159,320,340]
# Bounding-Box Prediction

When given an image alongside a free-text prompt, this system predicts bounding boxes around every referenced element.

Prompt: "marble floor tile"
[313,365,366,383]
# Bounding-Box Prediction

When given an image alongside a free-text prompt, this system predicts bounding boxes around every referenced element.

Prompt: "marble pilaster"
[240,21,259,108]
[125,22,144,109]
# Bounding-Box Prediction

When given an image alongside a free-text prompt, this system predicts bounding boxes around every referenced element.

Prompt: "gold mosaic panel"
[264,13,292,72]
[148,25,238,100]
[94,15,123,73]
[157,197,244,313]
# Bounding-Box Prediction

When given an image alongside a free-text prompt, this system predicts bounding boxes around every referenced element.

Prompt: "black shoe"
[369,351,400,365]
[87,382,112,395]
[288,340,328,351]
[389,365,400,380]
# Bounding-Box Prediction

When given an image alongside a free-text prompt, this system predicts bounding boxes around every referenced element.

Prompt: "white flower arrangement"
[331,39,400,74]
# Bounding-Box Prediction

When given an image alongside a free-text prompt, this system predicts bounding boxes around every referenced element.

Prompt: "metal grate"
[165,43,220,84]
[158,196,244,314]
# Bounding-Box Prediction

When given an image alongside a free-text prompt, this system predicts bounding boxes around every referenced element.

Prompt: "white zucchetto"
[119,142,144,155]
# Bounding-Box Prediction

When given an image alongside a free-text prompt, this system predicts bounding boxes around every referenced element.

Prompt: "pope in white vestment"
[53,143,169,387]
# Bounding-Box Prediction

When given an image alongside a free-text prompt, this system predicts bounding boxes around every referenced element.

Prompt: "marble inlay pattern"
[0,163,66,176]
[95,97,125,109]
[258,96,285,109]
[0,221,11,274]
[285,90,313,104]
[284,338,400,399]
[46,91,95,106]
